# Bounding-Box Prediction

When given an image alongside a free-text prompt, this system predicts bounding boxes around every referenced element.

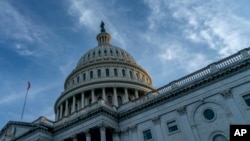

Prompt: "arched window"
[122,69,126,77]
[118,96,122,106]
[212,134,228,141]
[90,71,93,79]
[77,76,79,83]
[108,96,112,105]
[83,73,86,81]
[114,68,118,76]
[136,72,139,80]
[129,71,133,78]
[98,69,101,78]
[106,68,110,77]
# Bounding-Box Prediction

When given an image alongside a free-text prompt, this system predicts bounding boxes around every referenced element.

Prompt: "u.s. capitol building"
[1,23,250,141]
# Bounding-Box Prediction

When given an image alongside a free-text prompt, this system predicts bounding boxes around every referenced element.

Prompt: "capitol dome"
[54,22,155,121]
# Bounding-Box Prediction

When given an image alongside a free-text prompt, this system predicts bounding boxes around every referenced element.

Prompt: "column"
[152,117,164,141]
[113,88,118,107]
[124,88,129,103]
[72,96,76,113]
[81,92,85,108]
[102,88,106,101]
[72,135,78,141]
[91,90,96,103]
[130,126,138,141]
[65,100,68,116]
[100,127,106,141]
[59,104,63,119]
[135,90,139,99]
[86,131,91,141]
[113,132,120,141]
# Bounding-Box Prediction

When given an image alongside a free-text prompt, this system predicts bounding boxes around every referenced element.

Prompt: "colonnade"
[63,126,120,141]
[56,87,144,120]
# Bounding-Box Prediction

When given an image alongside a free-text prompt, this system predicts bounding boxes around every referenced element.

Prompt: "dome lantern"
[96,21,111,45]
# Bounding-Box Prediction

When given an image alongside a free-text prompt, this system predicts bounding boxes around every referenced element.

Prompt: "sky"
[1,0,250,129]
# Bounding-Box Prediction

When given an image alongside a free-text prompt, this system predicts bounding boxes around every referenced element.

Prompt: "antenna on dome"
[100,21,106,32]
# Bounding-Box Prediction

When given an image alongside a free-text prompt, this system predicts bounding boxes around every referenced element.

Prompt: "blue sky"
[1,0,250,128]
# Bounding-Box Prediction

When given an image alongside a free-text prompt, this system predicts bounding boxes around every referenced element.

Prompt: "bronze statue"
[100,21,106,32]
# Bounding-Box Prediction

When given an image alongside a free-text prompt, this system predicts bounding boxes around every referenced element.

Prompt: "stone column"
[59,104,63,119]
[81,92,85,108]
[102,88,106,101]
[124,88,129,103]
[72,135,78,141]
[113,88,118,107]
[100,127,106,141]
[65,100,68,116]
[130,126,137,141]
[86,131,91,141]
[176,106,196,141]
[113,131,120,141]
[72,96,76,113]
[152,117,164,141]
[135,90,139,99]
[91,90,95,103]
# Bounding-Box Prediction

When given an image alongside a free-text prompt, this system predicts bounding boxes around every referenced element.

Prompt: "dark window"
[108,96,112,105]
[143,129,152,141]
[203,109,215,120]
[106,69,110,77]
[114,68,118,76]
[77,76,79,83]
[129,71,133,78]
[83,73,86,81]
[167,120,178,133]
[72,79,75,85]
[90,71,93,79]
[243,94,250,106]
[98,69,101,77]
[118,96,122,106]
[122,69,126,77]
[89,99,92,104]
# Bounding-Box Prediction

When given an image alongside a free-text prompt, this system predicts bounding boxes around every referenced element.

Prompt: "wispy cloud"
[0,1,52,57]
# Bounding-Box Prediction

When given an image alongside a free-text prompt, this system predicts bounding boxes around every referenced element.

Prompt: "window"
[243,94,250,106]
[98,69,101,78]
[114,68,118,76]
[72,79,75,85]
[129,71,133,78]
[213,134,228,141]
[83,73,86,81]
[143,129,152,141]
[90,71,93,79]
[108,96,112,105]
[122,69,126,77]
[167,120,178,133]
[89,99,92,104]
[77,76,79,83]
[136,73,139,79]
[118,96,122,106]
[203,109,215,121]
[106,68,110,77]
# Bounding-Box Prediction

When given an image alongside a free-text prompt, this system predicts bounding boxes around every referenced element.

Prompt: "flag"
[27,81,31,90]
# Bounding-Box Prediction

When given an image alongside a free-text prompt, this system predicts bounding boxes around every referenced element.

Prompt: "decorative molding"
[152,116,161,125]
[176,106,187,116]
[130,125,137,133]
[220,89,233,99]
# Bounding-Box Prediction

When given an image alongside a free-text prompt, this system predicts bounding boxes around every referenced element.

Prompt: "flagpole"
[21,81,30,121]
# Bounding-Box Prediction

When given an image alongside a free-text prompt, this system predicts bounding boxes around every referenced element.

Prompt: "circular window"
[203,109,215,121]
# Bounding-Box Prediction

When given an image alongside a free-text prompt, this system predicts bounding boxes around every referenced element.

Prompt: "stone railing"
[119,47,250,110]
